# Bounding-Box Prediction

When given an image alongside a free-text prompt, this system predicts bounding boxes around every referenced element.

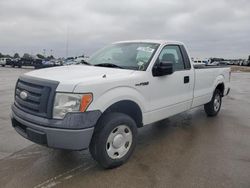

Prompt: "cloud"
[0,0,249,58]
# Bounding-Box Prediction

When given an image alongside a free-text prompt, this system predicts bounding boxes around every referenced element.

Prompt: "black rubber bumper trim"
[12,117,48,146]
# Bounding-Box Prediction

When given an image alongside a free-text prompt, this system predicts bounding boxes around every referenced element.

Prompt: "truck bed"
[192,65,230,108]
[194,64,229,69]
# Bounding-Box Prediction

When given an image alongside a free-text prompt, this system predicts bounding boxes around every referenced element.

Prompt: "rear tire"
[204,89,222,116]
[90,112,137,169]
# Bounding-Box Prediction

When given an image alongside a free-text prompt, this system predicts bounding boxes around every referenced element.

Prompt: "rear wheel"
[204,89,222,116]
[90,113,137,169]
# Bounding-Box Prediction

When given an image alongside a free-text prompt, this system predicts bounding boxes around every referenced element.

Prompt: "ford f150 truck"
[11,40,230,168]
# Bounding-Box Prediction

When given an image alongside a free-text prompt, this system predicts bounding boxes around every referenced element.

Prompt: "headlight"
[53,93,93,119]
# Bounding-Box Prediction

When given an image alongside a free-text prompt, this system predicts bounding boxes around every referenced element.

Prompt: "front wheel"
[204,89,222,116]
[90,113,137,169]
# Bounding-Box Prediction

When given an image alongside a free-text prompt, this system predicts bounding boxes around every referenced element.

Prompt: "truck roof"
[114,39,184,45]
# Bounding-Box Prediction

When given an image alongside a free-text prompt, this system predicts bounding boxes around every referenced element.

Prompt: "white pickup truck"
[11,40,230,168]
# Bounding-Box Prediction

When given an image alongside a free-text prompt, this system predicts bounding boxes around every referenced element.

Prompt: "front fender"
[87,86,147,114]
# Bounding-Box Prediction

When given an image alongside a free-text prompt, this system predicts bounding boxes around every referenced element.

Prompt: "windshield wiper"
[94,63,124,69]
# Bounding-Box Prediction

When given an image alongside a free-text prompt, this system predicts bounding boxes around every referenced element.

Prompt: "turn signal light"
[80,94,93,112]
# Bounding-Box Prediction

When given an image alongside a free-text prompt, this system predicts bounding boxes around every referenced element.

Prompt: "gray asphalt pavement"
[0,67,250,188]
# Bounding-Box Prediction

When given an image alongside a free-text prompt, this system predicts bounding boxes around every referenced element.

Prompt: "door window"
[158,45,185,71]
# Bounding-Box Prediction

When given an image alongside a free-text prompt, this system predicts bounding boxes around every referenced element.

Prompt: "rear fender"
[210,74,225,100]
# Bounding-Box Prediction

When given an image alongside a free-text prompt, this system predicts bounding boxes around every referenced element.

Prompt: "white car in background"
[242,60,249,66]
[0,58,8,67]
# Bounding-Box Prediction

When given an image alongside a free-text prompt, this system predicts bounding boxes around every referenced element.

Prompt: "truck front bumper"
[11,104,102,150]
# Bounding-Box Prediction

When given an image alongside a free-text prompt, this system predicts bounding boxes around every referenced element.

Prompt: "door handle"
[184,76,189,84]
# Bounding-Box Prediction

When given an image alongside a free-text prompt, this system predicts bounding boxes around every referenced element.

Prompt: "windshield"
[88,42,160,71]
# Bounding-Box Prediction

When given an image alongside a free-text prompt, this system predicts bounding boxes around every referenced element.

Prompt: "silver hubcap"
[214,94,221,112]
[106,125,132,159]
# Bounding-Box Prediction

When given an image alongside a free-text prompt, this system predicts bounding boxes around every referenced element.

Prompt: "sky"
[0,0,249,59]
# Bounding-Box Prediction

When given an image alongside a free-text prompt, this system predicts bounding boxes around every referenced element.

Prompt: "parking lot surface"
[0,67,250,188]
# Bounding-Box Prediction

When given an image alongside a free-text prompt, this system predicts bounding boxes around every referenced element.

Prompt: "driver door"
[148,45,194,123]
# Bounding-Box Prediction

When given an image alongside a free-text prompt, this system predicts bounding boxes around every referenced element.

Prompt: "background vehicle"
[219,61,230,65]
[208,58,225,65]
[239,60,244,66]
[10,58,22,67]
[63,59,80,65]
[34,59,54,69]
[0,58,10,67]
[19,57,36,67]
[11,40,230,169]
[246,56,250,66]
[13,54,43,68]
[5,58,12,66]
[54,59,63,66]
[192,58,209,65]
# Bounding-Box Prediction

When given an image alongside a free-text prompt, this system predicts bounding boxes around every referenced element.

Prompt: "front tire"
[90,113,137,169]
[204,89,222,116]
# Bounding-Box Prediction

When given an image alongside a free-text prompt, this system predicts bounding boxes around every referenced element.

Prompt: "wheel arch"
[87,86,146,127]
[102,100,143,128]
[215,83,225,96]
[213,74,225,96]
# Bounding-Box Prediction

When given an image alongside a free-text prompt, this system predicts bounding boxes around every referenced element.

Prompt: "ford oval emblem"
[20,91,28,100]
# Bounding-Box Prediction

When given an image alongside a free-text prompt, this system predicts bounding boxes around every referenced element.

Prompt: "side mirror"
[152,62,173,77]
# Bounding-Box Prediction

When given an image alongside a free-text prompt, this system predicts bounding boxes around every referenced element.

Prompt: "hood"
[24,65,135,92]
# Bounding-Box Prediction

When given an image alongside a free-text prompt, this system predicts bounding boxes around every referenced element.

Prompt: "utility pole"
[66,25,69,58]
[43,49,46,57]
